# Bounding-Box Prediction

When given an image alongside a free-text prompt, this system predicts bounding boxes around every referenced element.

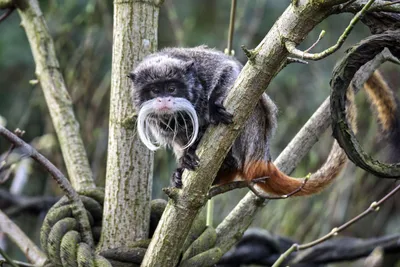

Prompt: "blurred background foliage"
[0,0,399,265]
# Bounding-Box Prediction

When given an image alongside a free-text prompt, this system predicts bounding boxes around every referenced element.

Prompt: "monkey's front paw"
[209,103,233,125]
[171,168,183,188]
[179,152,200,170]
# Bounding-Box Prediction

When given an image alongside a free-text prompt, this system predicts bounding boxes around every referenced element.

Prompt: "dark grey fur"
[130,46,278,187]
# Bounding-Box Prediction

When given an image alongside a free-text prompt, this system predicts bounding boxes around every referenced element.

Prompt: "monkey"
[129,46,400,197]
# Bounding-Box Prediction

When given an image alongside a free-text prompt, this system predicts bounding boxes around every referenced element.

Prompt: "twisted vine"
[330,29,400,178]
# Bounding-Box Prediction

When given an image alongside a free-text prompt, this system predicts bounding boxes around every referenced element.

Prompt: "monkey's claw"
[179,152,200,170]
[171,168,183,188]
[209,103,233,125]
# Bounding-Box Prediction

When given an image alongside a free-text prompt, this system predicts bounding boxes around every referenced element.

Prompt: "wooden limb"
[207,177,268,199]
[15,0,95,192]
[248,176,309,200]
[0,209,46,265]
[285,0,375,60]
[272,182,400,267]
[0,6,14,23]
[0,125,94,248]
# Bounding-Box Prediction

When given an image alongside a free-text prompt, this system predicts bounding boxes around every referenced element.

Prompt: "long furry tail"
[242,83,358,197]
[364,70,400,162]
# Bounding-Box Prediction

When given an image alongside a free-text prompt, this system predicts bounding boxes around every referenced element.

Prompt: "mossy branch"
[15,0,95,191]
[285,0,375,60]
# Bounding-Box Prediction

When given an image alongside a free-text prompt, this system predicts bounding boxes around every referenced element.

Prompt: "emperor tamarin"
[129,46,344,196]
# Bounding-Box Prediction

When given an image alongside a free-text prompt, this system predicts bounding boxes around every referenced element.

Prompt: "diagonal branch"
[14,0,95,192]
[0,125,94,249]
[0,209,46,265]
[285,0,376,60]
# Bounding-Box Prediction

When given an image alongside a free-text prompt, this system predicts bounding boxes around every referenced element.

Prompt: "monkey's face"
[137,80,189,114]
[129,57,199,151]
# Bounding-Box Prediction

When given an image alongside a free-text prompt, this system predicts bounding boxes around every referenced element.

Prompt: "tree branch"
[285,0,375,60]
[15,0,95,192]
[0,189,59,217]
[0,125,94,249]
[0,209,46,265]
[272,182,400,267]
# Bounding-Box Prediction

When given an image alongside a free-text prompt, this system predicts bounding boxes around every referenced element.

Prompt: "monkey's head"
[129,55,199,151]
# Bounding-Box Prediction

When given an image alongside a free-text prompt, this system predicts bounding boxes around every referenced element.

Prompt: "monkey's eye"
[167,85,176,93]
[151,87,160,94]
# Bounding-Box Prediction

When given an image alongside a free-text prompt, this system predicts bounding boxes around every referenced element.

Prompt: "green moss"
[121,113,137,129]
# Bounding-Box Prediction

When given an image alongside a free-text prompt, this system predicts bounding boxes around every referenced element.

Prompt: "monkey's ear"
[128,72,136,82]
[183,61,195,72]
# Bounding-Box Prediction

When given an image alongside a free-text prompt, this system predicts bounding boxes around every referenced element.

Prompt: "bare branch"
[0,125,94,248]
[0,210,46,265]
[272,182,400,267]
[15,0,95,191]
[0,189,59,217]
[285,0,375,60]
[0,6,14,23]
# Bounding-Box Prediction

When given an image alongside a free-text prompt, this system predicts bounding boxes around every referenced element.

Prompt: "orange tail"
[239,88,357,197]
[243,150,346,197]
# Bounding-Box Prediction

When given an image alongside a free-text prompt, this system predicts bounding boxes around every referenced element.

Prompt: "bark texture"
[142,1,340,266]
[15,0,95,192]
[98,0,163,251]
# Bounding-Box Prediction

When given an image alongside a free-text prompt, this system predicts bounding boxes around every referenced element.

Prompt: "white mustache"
[137,98,199,151]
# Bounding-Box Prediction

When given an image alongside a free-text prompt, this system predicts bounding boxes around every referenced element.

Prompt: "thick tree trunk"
[98,0,163,251]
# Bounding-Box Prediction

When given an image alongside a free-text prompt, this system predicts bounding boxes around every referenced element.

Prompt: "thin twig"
[285,0,376,60]
[271,182,400,267]
[0,210,46,265]
[226,0,237,55]
[0,247,19,267]
[207,177,268,199]
[304,30,326,53]
[0,7,14,23]
[248,176,309,200]
[0,125,94,248]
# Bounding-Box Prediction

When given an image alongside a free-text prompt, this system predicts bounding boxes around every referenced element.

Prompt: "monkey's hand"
[209,102,233,125]
[171,168,183,188]
[179,149,200,170]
